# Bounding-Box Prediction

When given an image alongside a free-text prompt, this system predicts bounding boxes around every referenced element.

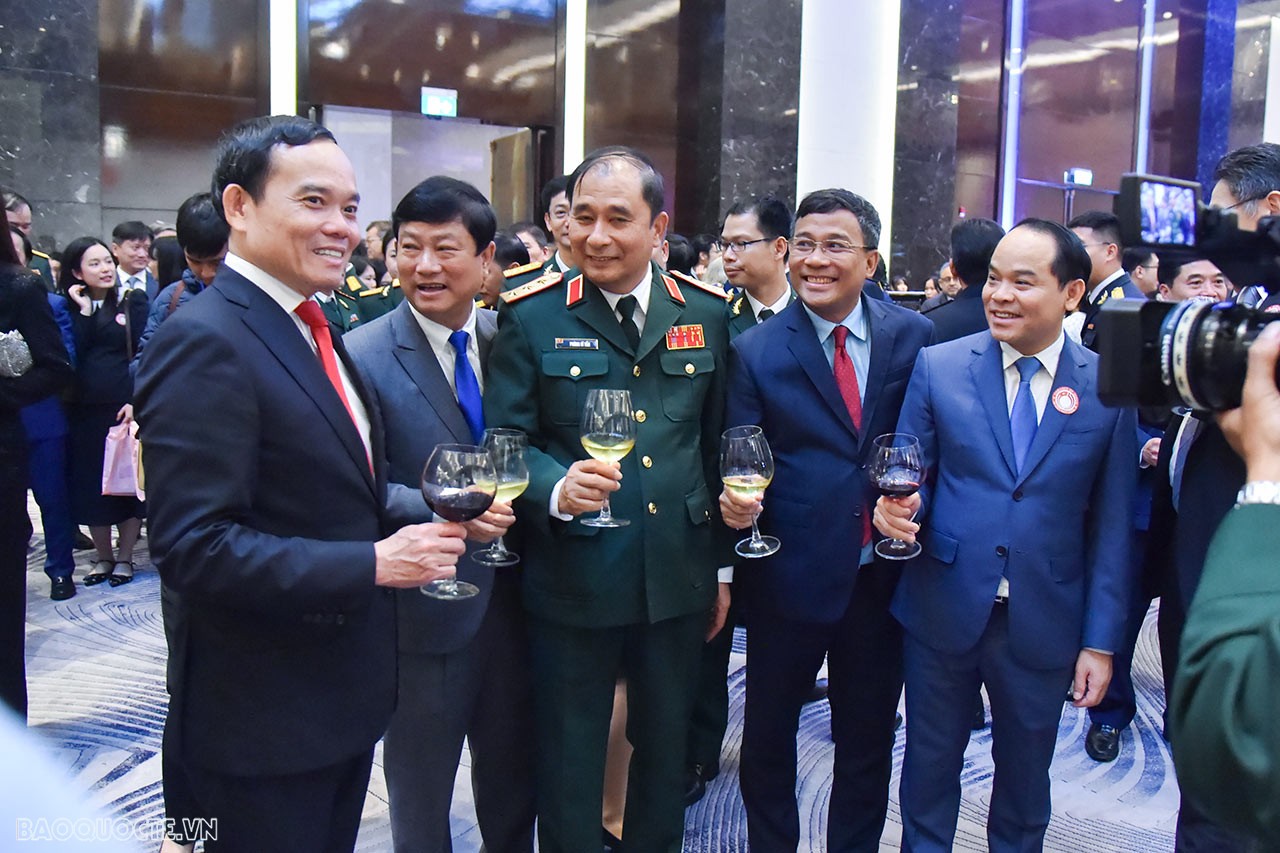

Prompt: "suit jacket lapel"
[573,283,633,354]
[786,304,859,439]
[970,335,1019,479]
[859,298,898,453]
[476,308,497,372]
[390,302,473,443]
[636,273,682,363]
[1016,337,1088,484]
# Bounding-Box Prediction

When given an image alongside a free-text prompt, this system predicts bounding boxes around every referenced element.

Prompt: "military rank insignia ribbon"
[665,324,706,350]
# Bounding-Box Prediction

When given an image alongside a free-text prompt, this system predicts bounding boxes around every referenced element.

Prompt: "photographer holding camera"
[1169,321,1280,846]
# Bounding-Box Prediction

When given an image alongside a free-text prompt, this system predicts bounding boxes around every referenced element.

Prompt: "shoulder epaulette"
[359,286,389,298]
[391,279,401,290]
[669,269,731,301]
[344,275,363,293]
[503,260,544,279]
[730,295,745,317]
[660,274,685,305]
[501,270,563,304]
[31,249,50,260]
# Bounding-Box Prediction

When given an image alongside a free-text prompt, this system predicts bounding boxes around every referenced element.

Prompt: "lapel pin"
[1051,387,1079,415]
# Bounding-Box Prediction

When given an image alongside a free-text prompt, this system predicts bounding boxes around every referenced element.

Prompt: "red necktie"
[295,301,367,470]
[833,325,871,545]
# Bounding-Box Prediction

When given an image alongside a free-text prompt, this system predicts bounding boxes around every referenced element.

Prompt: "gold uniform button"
[647,502,658,515]
[684,362,695,375]
[569,365,581,377]
[641,455,653,468]
[635,409,647,423]
[633,365,642,377]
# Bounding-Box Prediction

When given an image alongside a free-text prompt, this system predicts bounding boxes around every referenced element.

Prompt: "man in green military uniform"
[316,287,363,332]
[485,146,732,853]
[3,190,54,290]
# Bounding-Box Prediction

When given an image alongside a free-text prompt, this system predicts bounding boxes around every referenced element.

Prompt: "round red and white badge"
[1051,387,1079,415]
[115,313,128,326]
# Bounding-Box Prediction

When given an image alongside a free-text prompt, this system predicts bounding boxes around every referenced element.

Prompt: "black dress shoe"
[1085,722,1121,762]
[683,762,717,807]
[805,678,829,704]
[50,576,76,601]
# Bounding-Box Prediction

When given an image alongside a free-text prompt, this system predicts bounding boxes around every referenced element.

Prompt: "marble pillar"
[0,0,102,256]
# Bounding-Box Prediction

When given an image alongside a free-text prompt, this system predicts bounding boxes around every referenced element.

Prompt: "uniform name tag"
[555,337,599,350]
[665,324,705,350]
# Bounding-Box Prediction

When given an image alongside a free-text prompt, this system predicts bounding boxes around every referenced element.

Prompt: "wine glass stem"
[489,535,509,557]
[749,514,764,545]
[598,494,614,523]
[438,578,457,594]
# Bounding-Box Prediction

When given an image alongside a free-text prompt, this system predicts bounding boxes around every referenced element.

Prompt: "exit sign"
[421,87,459,117]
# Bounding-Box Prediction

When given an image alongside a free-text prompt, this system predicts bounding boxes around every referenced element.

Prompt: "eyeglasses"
[1221,195,1265,212]
[791,239,873,257]
[722,238,768,254]
[1078,242,1117,250]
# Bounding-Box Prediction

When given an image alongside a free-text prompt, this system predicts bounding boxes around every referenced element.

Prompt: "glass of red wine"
[870,433,924,561]
[420,443,497,600]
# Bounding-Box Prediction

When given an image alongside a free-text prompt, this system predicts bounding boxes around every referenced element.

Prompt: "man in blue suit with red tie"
[720,188,933,851]
[875,219,1137,852]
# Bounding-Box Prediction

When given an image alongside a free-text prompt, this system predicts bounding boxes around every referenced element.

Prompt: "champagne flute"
[870,433,924,561]
[420,443,496,598]
[720,425,781,558]
[473,428,528,567]
[579,389,635,528]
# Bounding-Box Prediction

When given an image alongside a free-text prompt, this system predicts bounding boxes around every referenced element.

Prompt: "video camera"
[1097,173,1280,411]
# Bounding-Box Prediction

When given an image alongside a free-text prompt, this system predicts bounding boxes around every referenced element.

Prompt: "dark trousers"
[26,434,75,580]
[740,561,902,853]
[686,597,736,776]
[0,444,30,717]
[900,606,1073,853]
[383,579,536,853]
[1090,530,1159,731]
[183,749,374,852]
[529,611,704,853]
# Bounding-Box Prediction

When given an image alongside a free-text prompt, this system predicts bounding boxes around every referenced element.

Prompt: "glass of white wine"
[474,428,528,567]
[720,425,781,558]
[579,388,635,528]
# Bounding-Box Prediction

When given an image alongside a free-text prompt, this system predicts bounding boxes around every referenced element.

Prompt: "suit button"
[635,409,647,423]
[648,502,658,515]
[335,614,346,626]
[684,362,695,375]
[642,455,653,468]
[633,365,642,377]
[569,365,581,377]
[996,545,1008,558]
[1012,489,1023,501]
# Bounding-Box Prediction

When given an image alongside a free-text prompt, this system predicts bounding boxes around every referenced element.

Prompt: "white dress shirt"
[407,303,483,396]
[745,288,791,322]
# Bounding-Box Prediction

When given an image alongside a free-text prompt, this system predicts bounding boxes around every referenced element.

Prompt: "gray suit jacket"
[345,300,499,655]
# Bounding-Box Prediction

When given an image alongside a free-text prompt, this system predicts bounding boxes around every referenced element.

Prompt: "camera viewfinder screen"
[1140,181,1196,246]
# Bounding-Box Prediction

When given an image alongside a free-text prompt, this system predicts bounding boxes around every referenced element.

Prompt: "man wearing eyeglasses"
[719,188,933,851]
[1067,211,1143,351]
[1121,248,1160,299]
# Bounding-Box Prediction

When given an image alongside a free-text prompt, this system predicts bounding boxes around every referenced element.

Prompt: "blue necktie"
[1010,356,1040,474]
[448,330,485,443]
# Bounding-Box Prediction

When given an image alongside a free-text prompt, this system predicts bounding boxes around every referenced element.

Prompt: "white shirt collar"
[745,285,790,321]
[1088,268,1124,304]
[998,331,1065,377]
[554,251,571,273]
[804,294,868,345]
[598,268,652,316]
[408,301,478,356]
[224,252,309,315]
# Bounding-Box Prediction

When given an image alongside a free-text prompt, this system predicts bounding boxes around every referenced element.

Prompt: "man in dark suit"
[1067,210,1143,350]
[345,176,535,853]
[720,189,934,851]
[918,261,957,313]
[133,115,467,851]
[877,219,1137,852]
[111,220,160,301]
[484,146,732,853]
[927,218,1004,344]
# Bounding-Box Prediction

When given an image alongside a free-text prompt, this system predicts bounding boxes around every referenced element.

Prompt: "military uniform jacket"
[485,262,733,628]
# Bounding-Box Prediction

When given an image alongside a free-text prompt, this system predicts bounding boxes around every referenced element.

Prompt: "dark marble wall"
[1228,9,1270,154]
[0,0,102,255]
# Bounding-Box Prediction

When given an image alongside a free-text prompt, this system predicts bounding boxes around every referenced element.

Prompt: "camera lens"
[1161,300,1280,410]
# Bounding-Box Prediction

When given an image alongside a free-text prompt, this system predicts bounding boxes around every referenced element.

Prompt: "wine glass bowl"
[720,425,781,558]
[869,433,924,561]
[474,429,528,567]
[580,389,635,528]
[420,443,496,598]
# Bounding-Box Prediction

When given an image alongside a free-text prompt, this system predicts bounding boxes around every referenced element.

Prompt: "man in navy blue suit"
[876,219,1137,852]
[720,188,933,851]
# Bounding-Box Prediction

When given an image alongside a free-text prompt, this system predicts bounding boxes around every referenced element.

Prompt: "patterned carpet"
[22,504,1179,851]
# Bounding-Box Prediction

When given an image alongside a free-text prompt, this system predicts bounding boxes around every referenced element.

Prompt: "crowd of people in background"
[3,125,1280,853]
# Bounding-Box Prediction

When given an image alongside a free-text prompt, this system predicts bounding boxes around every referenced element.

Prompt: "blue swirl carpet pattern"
[24,510,1179,851]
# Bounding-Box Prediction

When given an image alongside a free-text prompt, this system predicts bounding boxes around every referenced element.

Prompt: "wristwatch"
[1235,481,1280,507]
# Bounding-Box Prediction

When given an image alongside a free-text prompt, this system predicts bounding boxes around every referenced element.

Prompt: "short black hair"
[1121,246,1156,274]
[492,230,531,268]
[111,220,154,244]
[1066,210,1123,250]
[511,220,549,249]
[392,175,496,254]
[211,115,337,218]
[665,233,696,276]
[1011,218,1091,289]
[722,195,793,241]
[794,189,881,248]
[175,192,230,258]
[151,236,185,287]
[1155,251,1211,287]
[1213,142,1280,217]
[2,189,31,214]
[539,175,569,217]
[568,146,665,222]
[349,256,372,277]
[950,217,1005,288]
[691,233,719,258]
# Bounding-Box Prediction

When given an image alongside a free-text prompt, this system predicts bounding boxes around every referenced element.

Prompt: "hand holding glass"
[474,428,528,567]
[870,433,924,560]
[720,425,781,558]
[420,444,496,598]
[580,389,635,528]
